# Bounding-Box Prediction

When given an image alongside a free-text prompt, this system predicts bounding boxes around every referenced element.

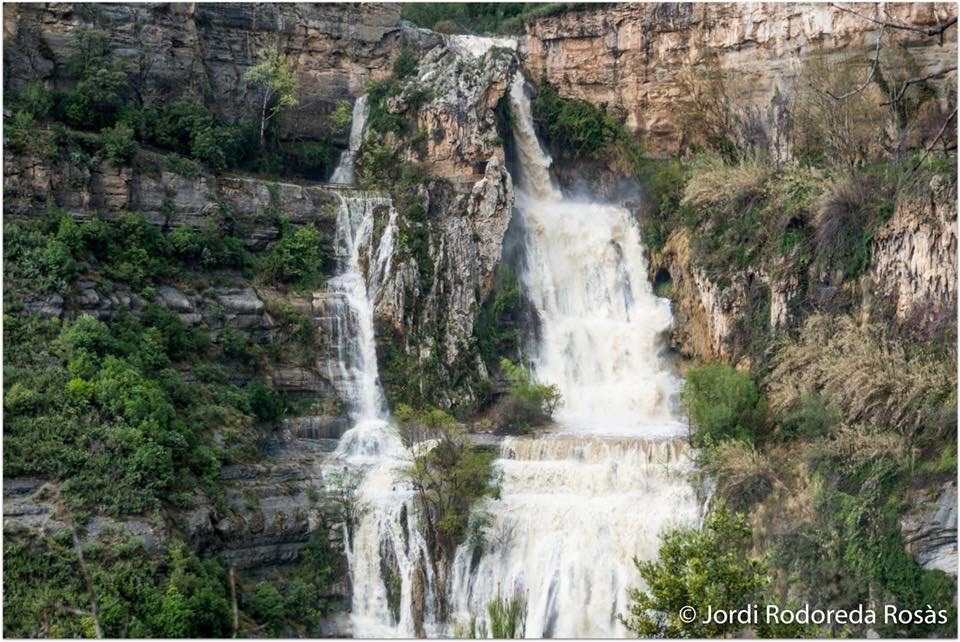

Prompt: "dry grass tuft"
[768,314,956,442]
[680,155,770,210]
[702,439,777,512]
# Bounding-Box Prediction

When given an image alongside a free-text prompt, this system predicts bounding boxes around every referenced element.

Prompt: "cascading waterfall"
[444,75,701,637]
[330,95,369,185]
[324,96,441,638]
[325,190,401,461]
[332,56,699,639]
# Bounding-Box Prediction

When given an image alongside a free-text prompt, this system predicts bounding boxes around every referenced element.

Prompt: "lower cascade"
[340,71,702,638]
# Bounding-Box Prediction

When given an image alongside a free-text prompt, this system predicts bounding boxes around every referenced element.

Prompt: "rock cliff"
[521,2,957,156]
[4,2,404,141]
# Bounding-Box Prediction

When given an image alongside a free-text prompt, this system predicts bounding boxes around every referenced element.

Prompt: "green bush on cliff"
[683,362,766,448]
[531,83,637,162]
[395,404,498,557]
[3,534,233,638]
[260,221,328,289]
[621,503,808,638]
[492,358,562,434]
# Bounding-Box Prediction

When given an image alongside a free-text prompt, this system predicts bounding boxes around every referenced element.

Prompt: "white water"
[330,95,369,185]
[340,69,700,639]
[325,191,401,462]
[324,99,432,637]
[443,76,701,637]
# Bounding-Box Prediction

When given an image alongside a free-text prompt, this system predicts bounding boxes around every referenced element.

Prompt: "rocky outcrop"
[521,2,957,156]
[405,37,516,184]
[3,2,405,141]
[869,174,958,335]
[901,482,958,577]
[4,149,341,249]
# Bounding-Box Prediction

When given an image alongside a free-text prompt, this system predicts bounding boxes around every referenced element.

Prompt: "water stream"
[330,66,700,639]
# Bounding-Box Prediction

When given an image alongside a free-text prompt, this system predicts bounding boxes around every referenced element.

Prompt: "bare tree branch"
[831,3,958,42]
[882,66,959,106]
[826,25,886,101]
[912,109,958,172]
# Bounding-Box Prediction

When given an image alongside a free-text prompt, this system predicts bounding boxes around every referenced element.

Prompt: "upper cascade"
[507,74,683,436]
[330,94,370,185]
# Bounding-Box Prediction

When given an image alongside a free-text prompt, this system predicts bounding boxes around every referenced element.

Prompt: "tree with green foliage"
[620,503,807,638]
[260,221,327,289]
[683,362,766,448]
[245,45,299,147]
[493,358,562,433]
[100,122,138,165]
[63,28,131,129]
[250,582,285,635]
[395,405,498,561]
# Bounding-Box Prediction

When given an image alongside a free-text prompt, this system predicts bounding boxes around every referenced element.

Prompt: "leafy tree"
[260,221,327,288]
[620,503,805,638]
[395,405,497,560]
[683,362,766,447]
[493,358,562,433]
[250,582,284,635]
[100,122,138,165]
[245,45,299,146]
[329,100,353,137]
[63,28,130,128]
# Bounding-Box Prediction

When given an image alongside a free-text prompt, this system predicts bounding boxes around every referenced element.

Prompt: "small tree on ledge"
[245,44,299,147]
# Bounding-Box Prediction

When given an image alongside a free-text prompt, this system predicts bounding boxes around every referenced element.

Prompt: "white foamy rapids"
[446,34,517,58]
[326,191,400,462]
[330,94,369,185]
[347,458,443,637]
[508,74,561,202]
[447,435,699,637]
[508,74,682,436]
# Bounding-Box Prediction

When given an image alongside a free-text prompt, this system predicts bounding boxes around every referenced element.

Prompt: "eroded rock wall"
[3,2,405,141]
[521,2,957,156]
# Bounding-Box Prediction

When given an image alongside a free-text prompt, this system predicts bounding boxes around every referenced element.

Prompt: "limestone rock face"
[870,175,958,334]
[901,482,958,577]
[406,38,516,184]
[4,149,341,249]
[521,2,957,156]
[3,2,403,141]
[375,156,513,403]
[651,229,743,362]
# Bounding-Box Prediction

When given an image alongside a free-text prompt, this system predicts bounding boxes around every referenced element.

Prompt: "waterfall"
[330,95,369,185]
[443,76,701,637]
[336,64,698,639]
[324,191,401,461]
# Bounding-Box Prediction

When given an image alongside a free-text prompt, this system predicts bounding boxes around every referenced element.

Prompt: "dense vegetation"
[621,504,806,638]
[395,405,499,563]
[3,29,345,635]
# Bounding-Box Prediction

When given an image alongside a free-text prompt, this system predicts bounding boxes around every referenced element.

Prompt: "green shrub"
[491,358,562,434]
[683,362,766,447]
[244,382,284,424]
[250,582,284,635]
[393,46,418,80]
[329,100,353,137]
[62,28,130,129]
[100,122,138,165]
[621,503,807,638]
[18,80,54,119]
[260,222,327,288]
[395,404,497,557]
[532,82,637,162]
[474,264,524,365]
